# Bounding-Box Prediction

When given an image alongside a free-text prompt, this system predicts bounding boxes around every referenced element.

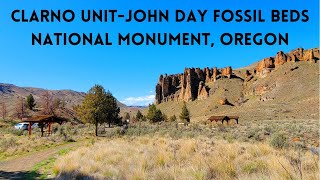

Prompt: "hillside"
[155,47,319,122]
[0,84,130,119]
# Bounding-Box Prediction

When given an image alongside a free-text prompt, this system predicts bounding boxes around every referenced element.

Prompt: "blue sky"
[0,0,318,106]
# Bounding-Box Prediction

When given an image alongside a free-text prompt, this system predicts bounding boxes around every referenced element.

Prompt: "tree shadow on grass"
[54,171,96,180]
[0,170,42,180]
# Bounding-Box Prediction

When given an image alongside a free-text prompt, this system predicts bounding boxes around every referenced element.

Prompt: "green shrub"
[242,160,268,174]
[169,115,177,122]
[270,132,288,149]
[0,137,18,151]
[247,128,262,141]
[9,128,24,136]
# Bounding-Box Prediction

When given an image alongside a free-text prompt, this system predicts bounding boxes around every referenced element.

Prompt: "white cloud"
[121,95,155,106]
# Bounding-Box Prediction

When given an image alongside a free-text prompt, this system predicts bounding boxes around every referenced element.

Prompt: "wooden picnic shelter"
[22,115,66,136]
[208,116,239,124]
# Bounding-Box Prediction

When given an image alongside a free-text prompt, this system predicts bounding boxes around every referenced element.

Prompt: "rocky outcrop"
[155,74,181,104]
[256,57,274,77]
[212,67,219,82]
[219,98,228,105]
[275,51,288,68]
[155,47,319,104]
[222,66,232,79]
[255,48,319,78]
[180,68,197,102]
[155,66,234,104]
[218,98,233,106]
[290,48,304,61]
[304,50,316,62]
[197,81,209,100]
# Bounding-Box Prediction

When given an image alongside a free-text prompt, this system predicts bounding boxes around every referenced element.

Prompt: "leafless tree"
[41,91,53,115]
[15,98,26,119]
[0,102,7,120]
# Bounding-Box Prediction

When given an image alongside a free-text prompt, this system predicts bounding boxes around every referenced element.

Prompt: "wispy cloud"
[121,95,155,106]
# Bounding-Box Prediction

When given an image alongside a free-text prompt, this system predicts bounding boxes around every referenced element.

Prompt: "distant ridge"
[0,83,128,119]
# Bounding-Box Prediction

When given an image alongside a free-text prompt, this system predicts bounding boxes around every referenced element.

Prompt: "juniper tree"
[26,94,36,110]
[136,110,143,121]
[76,85,120,136]
[169,115,177,122]
[179,102,190,124]
[146,104,164,123]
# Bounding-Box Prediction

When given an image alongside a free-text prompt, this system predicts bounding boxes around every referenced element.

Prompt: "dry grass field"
[52,119,319,180]
[54,136,319,180]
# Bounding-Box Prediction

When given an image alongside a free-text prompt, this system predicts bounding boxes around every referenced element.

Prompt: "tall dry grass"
[54,136,319,180]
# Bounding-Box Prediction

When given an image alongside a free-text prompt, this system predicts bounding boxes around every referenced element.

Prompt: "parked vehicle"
[14,123,29,130]
[32,123,39,129]
[14,123,39,130]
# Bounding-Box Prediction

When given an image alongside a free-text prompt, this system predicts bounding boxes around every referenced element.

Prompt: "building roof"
[22,115,67,123]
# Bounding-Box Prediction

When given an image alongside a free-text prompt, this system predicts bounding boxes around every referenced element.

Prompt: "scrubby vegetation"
[0,121,94,160]
[54,136,319,180]
[50,118,319,179]
[0,117,319,179]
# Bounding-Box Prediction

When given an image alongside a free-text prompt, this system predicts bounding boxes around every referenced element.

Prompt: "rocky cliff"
[155,47,319,104]
[155,66,233,104]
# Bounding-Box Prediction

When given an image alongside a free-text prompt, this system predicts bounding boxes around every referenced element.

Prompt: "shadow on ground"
[55,171,96,180]
[0,170,42,180]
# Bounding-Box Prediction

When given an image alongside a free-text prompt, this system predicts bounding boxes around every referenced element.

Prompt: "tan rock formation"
[204,68,212,83]
[212,67,219,82]
[275,51,288,68]
[197,81,209,100]
[304,49,315,62]
[222,66,232,79]
[219,98,232,106]
[291,48,304,61]
[180,68,198,102]
[255,57,274,77]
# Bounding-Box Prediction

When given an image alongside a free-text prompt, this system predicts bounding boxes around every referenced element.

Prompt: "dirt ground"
[0,142,81,179]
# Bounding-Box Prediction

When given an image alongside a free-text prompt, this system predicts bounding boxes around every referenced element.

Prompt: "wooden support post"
[28,122,32,136]
[41,125,44,137]
[48,122,51,135]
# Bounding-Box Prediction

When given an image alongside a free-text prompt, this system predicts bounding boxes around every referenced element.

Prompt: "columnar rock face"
[197,81,209,100]
[212,67,219,82]
[155,66,233,104]
[155,48,319,104]
[155,74,181,104]
[204,68,211,83]
[180,68,197,102]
